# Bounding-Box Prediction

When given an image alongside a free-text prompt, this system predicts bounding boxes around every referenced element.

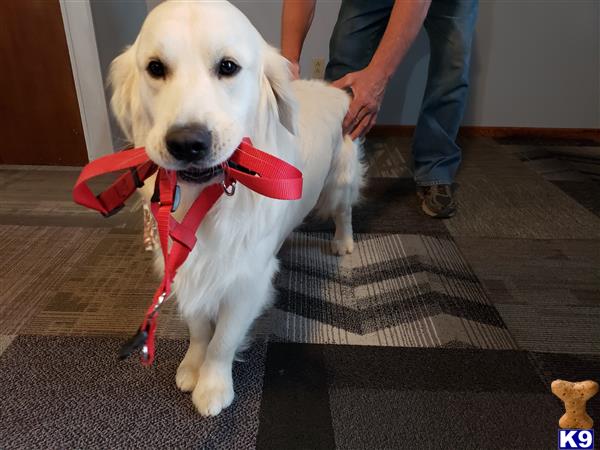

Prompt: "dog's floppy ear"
[260,45,297,135]
[108,45,141,142]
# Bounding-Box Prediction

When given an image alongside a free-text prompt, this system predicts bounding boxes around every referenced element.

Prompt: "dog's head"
[109,0,296,171]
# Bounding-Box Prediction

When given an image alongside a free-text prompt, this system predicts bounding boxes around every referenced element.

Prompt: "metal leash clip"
[118,292,167,361]
[118,324,149,361]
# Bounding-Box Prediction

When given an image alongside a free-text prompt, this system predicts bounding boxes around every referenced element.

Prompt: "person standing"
[281,0,478,218]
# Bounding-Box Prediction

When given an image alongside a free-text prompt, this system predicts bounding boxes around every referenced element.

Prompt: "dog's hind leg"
[176,315,214,392]
[317,136,366,256]
[333,207,354,255]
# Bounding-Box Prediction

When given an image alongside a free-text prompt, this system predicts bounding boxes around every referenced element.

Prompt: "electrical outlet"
[311,57,325,79]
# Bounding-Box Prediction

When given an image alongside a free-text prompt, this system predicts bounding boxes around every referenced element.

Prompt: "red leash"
[73,138,302,365]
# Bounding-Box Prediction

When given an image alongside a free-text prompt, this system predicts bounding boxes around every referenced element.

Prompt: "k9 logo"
[559,429,595,449]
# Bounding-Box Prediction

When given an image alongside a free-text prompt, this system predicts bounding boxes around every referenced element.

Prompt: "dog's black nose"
[165,124,212,163]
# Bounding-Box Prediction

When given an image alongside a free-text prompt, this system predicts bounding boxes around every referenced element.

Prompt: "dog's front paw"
[176,363,199,392]
[332,236,354,255]
[192,366,234,416]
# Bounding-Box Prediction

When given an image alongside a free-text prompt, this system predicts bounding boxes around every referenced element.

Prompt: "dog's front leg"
[176,315,214,392]
[191,267,275,417]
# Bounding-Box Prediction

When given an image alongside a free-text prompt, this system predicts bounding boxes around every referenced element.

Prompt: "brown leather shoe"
[417,184,456,218]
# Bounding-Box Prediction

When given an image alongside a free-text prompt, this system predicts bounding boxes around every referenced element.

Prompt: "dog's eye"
[218,59,240,77]
[147,60,166,79]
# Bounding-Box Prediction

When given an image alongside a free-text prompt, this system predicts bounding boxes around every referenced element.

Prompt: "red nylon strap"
[139,183,224,365]
[72,138,302,365]
[226,138,302,200]
[73,148,157,216]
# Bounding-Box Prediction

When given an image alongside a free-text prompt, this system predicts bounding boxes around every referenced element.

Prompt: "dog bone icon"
[551,379,598,429]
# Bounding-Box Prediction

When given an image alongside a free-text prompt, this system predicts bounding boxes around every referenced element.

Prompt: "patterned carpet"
[1,136,599,449]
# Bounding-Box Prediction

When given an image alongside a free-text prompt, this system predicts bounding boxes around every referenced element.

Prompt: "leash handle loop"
[73,149,157,215]
[226,139,303,200]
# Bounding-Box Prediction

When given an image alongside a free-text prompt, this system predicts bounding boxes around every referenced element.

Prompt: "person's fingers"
[363,115,377,137]
[345,105,369,135]
[343,98,363,133]
[331,73,352,90]
[350,112,373,140]
[342,100,361,134]
[354,105,379,139]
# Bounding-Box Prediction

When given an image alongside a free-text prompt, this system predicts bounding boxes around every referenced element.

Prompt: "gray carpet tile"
[0,336,267,450]
[0,168,143,228]
[514,146,600,183]
[454,237,600,353]
[0,335,15,357]
[551,180,600,216]
[270,232,515,349]
[532,351,600,388]
[323,345,559,450]
[256,343,336,450]
[509,145,600,215]
[496,304,600,354]
[330,390,558,450]
[0,225,111,335]
[454,237,600,307]
[446,140,600,239]
[363,136,412,178]
[19,229,187,339]
[256,343,562,450]
[523,156,578,175]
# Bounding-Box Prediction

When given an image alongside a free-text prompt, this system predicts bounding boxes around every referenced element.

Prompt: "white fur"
[109,0,365,417]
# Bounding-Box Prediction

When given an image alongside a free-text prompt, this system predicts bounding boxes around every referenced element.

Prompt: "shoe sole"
[421,200,456,219]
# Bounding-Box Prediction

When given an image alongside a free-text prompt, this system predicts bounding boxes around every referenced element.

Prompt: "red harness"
[73,138,302,365]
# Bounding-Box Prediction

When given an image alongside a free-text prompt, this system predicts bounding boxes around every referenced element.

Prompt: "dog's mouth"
[177,165,224,184]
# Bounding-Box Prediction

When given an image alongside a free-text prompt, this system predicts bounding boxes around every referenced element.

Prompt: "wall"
[464,0,599,128]
[233,0,599,129]
[90,0,148,148]
[91,0,599,133]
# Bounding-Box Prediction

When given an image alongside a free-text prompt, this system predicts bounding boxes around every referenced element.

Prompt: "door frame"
[59,0,113,162]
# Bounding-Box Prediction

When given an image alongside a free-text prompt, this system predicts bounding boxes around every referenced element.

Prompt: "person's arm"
[281,0,317,79]
[333,0,431,139]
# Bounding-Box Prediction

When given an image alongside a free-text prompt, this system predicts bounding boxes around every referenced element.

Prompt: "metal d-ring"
[223,180,236,196]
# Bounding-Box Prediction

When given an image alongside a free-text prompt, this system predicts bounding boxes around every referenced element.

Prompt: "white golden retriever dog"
[110,0,364,416]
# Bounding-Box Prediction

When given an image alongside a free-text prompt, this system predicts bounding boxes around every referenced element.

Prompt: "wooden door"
[0,0,88,165]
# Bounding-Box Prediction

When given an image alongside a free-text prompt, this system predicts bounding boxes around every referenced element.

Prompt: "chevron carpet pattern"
[272,232,514,349]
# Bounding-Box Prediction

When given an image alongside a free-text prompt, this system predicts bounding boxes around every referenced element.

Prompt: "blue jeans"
[325,0,479,186]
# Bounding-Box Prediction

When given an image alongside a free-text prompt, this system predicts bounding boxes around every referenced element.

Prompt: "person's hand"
[331,66,388,139]
[288,60,301,80]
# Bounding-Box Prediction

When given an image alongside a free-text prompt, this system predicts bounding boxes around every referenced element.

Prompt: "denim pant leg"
[324,0,394,82]
[412,0,479,186]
